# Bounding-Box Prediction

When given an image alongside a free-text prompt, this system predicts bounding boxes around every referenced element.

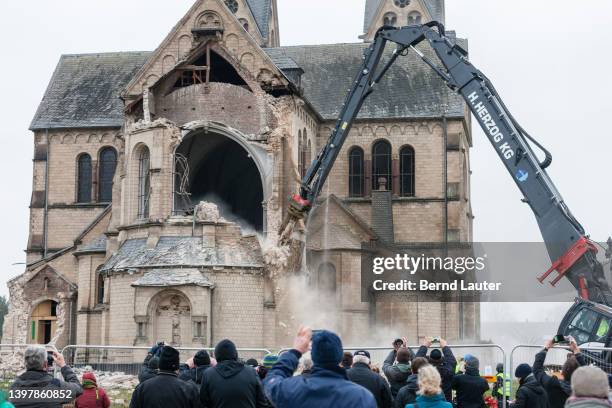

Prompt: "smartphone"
[393,338,404,347]
[47,351,54,367]
[432,337,441,343]
[553,334,569,344]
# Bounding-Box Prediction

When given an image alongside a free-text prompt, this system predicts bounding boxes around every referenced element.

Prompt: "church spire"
[361,0,445,42]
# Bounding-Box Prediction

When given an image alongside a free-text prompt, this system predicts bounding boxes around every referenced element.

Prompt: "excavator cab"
[558,298,612,371]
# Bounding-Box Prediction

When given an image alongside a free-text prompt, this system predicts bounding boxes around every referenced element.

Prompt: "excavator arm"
[280,22,612,305]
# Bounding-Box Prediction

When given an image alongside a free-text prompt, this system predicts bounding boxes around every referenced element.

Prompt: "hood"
[521,375,545,395]
[465,367,480,376]
[215,360,245,379]
[416,393,447,406]
[396,363,411,373]
[13,370,53,387]
[566,397,612,408]
[407,373,418,385]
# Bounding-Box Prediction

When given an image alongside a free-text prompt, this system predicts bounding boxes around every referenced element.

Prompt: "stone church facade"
[2,0,478,350]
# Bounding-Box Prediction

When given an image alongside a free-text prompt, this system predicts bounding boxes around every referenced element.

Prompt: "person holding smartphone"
[10,346,82,408]
[532,336,587,408]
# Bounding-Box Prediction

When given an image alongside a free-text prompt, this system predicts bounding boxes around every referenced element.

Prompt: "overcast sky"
[0,0,610,324]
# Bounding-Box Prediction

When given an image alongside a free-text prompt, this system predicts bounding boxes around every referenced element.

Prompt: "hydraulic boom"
[280,22,612,305]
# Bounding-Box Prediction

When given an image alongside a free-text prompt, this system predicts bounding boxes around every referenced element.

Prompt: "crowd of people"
[5,330,612,408]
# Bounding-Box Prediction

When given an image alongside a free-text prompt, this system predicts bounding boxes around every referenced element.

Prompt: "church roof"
[30,34,466,129]
[266,36,466,120]
[131,268,214,288]
[245,0,272,40]
[363,0,446,32]
[30,52,150,130]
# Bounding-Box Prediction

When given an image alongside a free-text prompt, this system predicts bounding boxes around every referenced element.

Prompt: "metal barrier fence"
[510,344,612,398]
[61,345,273,375]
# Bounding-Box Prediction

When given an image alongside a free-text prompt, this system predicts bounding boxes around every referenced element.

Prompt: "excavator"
[279,21,612,358]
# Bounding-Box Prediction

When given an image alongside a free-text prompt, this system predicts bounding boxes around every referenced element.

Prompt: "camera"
[553,334,569,344]
[393,338,403,347]
[432,337,441,343]
[47,351,54,367]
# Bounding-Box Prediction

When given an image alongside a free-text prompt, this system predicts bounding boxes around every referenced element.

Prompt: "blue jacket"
[264,350,377,408]
[406,394,453,408]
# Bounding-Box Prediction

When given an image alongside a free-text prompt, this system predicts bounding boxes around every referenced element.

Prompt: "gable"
[122,0,285,100]
[363,0,445,34]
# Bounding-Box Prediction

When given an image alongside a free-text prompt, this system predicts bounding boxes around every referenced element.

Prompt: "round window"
[394,0,410,8]
[225,0,239,13]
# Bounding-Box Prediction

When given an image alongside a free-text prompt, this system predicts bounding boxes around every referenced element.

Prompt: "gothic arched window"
[400,145,416,197]
[408,11,422,24]
[348,147,364,197]
[138,147,151,219]
[225,0,238,13]
[372,140,392,191]
[76,153,92,203]
[97,273,105,304]
[98,147,117,202]
[394,0,410,8]
[383,12,397,26]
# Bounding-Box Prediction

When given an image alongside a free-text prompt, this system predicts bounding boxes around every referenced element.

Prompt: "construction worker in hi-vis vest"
[494,363,511,405]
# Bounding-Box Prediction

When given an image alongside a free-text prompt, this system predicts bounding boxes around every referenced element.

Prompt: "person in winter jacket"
[565,366,612,408]
[511,364,548,408]
[74,372,110,408]
[383,338,415,398]
[10,346,82,408]
[395,357,430,408]
[199,339,268,408]
[533,337,586,408]
[451,356,489,408]
[342,352,354,369]
[264,326,377,408]
[347,350,393,408]
[406,365,453,408]
[179,350,211,385]
[139,344,162,383]
[130,346,201,408]
[416,337,457,402]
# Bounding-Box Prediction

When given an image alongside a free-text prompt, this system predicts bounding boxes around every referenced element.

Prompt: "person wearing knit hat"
[565,366,612,408]
[512,363,548,408]
[200,339,268,407]
[263,354,279,369]
[130,345,200,408]
[263,326,377,408]
[451,354,489,408]
[415,338,457,402]
[74,372,111,408]
[179,350,212,385]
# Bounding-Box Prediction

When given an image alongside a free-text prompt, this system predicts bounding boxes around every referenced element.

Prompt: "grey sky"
[0,0,610,326]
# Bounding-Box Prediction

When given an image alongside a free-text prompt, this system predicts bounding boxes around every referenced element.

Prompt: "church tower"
[362,0,445,41]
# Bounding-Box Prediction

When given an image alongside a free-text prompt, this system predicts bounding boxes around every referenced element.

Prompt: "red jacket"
[75,387,110,408]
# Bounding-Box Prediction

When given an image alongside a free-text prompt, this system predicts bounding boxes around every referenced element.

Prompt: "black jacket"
[129,371,201,408]
[383,350,414,397]
[179,364,211,385]
[395,373,418,408]
[452,367,489,408]
[11,366,83,408]
[511,374,548,408]
[416,345,457,402]
[347,362,393,408]
[533,349,585,408]
[200,360,268,408]
[138,354,157,383]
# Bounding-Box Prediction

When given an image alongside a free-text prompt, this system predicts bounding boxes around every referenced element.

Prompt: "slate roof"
[245,0,272,40]
[30,52,151,130]
[31,34,466,129]
[132,268,214,288]
[100,236,263,272]
[363,0,446,32]
[74,234,107,254]
[266,37,466,120]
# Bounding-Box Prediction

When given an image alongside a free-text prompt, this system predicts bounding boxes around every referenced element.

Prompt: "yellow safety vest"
[496,372,512,397]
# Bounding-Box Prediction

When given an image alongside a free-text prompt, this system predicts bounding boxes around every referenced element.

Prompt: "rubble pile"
[74,367,138,390]
[194,201,226,223]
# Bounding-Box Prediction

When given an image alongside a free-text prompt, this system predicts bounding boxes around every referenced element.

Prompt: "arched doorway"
[174,130,264,231]
[30,300,58,344]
